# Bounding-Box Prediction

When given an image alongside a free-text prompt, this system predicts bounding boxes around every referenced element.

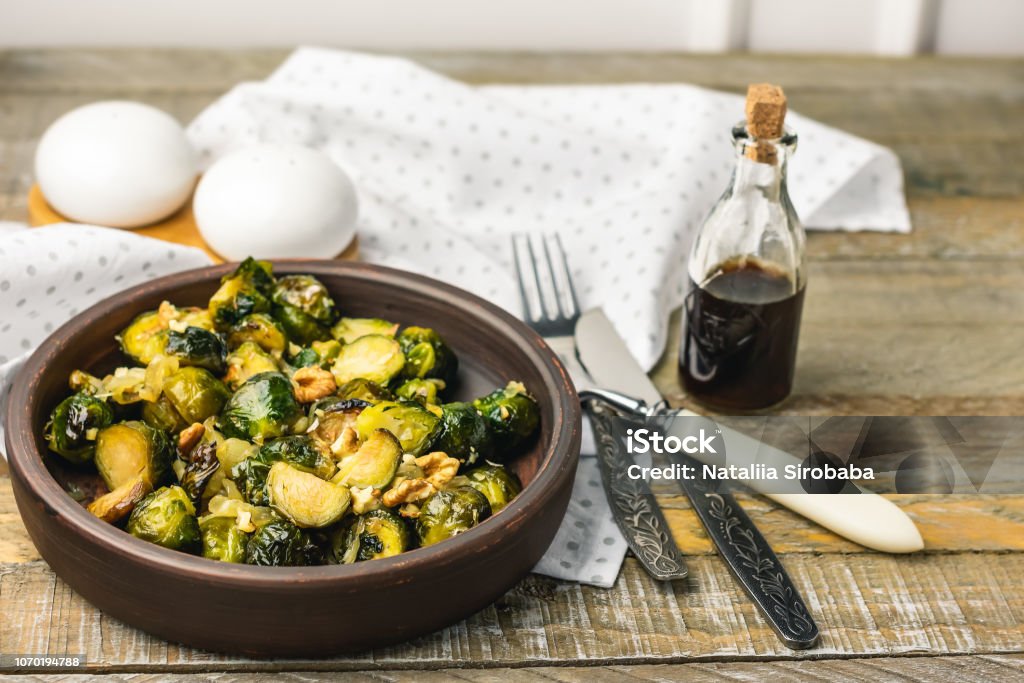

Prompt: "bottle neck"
[686,121,806,293]
[728,122,797,204]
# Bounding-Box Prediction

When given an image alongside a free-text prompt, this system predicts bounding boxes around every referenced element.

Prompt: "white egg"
[193,145,358,260]
[35,101,197,228]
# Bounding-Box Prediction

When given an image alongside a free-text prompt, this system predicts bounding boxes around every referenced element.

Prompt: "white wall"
[935,0,1024,56]
[1,0,1021,55]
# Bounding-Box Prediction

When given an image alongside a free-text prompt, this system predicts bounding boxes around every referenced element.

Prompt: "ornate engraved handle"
[674,452,820,649]
[587,404,688,581]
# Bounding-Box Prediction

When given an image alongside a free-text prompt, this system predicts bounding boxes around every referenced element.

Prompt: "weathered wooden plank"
[3,50,1022,97]
[808,197,1024,261]
[3,655,1024,680]
[0,475,37,563]
[1,554,1022,669]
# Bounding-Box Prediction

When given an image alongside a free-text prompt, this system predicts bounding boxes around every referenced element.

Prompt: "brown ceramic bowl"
[5,260,580,657]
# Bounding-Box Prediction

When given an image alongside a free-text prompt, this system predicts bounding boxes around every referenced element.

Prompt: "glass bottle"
[679,109,807,411]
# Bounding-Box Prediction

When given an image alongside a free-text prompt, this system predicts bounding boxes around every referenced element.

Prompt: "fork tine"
[511,234,541,323]
[524,234,553,321]
[546,234,580,319]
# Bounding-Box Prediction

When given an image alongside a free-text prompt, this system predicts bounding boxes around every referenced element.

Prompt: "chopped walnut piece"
[177,423,205,458]
[399,503,421,518]
[330,427,360,458]
[414,452,460,489]
[350,485,382,515]
[291,366,337,403]
[382,478,435,507]
[157,300,178,325]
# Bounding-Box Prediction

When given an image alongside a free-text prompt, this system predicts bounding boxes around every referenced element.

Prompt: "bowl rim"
[5,259,581,588]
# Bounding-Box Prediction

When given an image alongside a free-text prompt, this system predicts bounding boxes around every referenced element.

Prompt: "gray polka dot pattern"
[532,456,627,588]
[187,47,911,373]
[0,224,212,449]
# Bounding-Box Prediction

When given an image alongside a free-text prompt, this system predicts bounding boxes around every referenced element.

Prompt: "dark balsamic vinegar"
[680,258,804,411]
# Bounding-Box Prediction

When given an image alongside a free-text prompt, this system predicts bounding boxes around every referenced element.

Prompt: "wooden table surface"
[1,50,1023,681]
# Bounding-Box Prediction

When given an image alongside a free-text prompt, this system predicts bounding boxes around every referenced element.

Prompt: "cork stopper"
[744,83,787,164]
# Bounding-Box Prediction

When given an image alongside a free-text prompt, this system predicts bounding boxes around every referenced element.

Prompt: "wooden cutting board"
[27,184,359,263]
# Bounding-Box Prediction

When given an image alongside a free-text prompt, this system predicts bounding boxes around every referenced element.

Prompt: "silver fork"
[511,233,689,582]
[511,233,585,374]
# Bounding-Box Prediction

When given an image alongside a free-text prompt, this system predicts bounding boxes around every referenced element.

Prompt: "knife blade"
[572,308,819,648]
[574,308,923,554]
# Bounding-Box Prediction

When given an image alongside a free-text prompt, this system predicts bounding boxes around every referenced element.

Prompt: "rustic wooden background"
[1,50,1022,681]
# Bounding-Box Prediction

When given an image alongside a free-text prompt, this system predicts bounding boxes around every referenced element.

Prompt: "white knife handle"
[675,410,924,554]
[763,493,923,553]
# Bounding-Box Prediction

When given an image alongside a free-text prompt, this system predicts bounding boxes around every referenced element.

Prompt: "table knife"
[572,309,820,648]
[574,308,923,555]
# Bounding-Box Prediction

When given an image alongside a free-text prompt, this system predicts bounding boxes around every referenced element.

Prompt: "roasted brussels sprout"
[289,339,342,369]
[209,258,275,328]
[127,485,202,553]
[397,327,457,383]
[163,367,230,425]
[100,364,160,405]
[336,378,393,403]
[329,508,411,564]
[224,341,279,390]
[289,347,321,369]
[141,395,189,433]
[231,435,335,506]
[227,313,287,354]
[218,372,302,442]
[415,487,491,547]
[69,369,104,395]
[274,302,331,345]
[86,475,150,523]
[118,310,169,365]
[267,461,351,528]
[215,437,258,471]
[308,397,369,457]
[205,493,279,529]
[434,402,493,465]
[272,274,338,323]
[179,307,217,332]
[330,335,405,386]
[332,429,402,489]
[45,393,115,464]
[164,326,227,374]
[199,516,249,563]
[119,304,215,365]
[464,465,522,513]
[331,317,399,344]
[472,381,540,456]
[245,519,322,566]
[310,339,343,364]
[95,420,173,490]
[394,378,446,406]
[180,443,220,507]
[355,400,441,456]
